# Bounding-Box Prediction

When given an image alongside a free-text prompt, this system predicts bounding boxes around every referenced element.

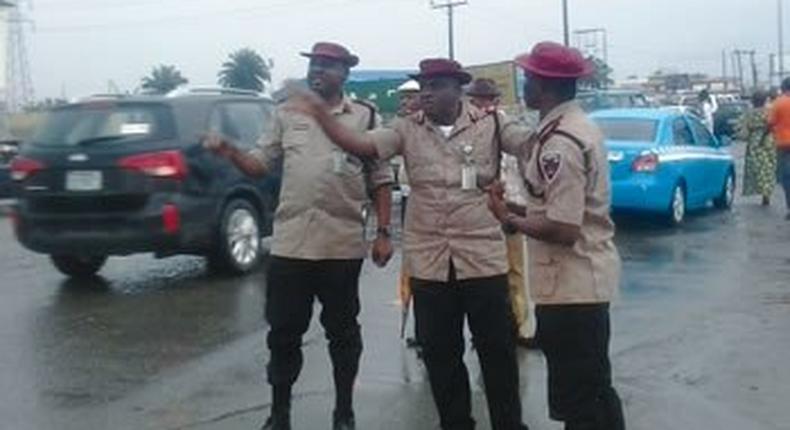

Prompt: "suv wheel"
[208,199,262,274]
[50,255,107,278]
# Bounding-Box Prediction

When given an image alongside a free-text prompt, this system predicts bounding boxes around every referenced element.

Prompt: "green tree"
[218,48,273,92]
[580,56,614,90]
[141,65,188,94]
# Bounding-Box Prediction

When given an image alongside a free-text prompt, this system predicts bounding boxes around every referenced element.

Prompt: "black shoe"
[333,412,355,430]
[260,414,291,430]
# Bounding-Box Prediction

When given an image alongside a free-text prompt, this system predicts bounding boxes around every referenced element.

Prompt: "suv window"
[32,103,176,147]
[672,118,695,146]
[209,102,271,148]
[688,117,717,147]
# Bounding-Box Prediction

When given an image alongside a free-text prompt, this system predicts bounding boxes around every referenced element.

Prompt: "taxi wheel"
[714,171,735,210]
[207,199,262,275]
[666,184,686,226]
[50,255,107,278]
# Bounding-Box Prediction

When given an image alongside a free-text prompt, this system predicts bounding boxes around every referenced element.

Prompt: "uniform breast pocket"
[282,123,311,149]
[533,253,560,298]
[341,153,365,177]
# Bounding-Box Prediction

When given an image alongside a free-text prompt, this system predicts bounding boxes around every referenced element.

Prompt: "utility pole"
[574,28,608,64]
[1,0,34,113]
[721,50,727,85]
[733,49,758,89]
[733,50,747,91]
[562,0,570,46]
[780,0,785,82]
[431,0,468,60]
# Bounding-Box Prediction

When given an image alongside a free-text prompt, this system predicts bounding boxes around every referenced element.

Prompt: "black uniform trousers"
[265,256,364,418]
[412,266,527,430]
[535,304,625,430]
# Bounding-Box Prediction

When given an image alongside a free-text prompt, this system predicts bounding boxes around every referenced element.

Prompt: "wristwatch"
[376,226,392,238]
[503,214,520,234]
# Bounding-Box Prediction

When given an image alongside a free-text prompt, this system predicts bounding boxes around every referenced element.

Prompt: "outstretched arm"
[371,184,394,267]
[287,89,381,159]
[203,133,269,178]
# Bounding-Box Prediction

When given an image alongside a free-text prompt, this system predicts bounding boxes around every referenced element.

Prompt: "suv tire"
[208,199,262,275]
[50,255,107,278]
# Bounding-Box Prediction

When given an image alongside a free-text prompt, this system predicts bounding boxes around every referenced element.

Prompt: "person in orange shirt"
[768,77,790,220]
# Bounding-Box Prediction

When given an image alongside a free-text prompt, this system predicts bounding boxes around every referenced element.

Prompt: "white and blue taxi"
[590,108,736,225]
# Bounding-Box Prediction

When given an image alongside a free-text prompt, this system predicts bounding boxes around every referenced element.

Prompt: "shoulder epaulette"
[351,98,378,112]
[351,99,377,130]
[538,117,563,145]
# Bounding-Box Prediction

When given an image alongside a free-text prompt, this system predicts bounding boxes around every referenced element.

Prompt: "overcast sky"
[26,0,785,98]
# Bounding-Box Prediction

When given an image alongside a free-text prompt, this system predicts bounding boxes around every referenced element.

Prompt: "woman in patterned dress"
[739,91,777,205]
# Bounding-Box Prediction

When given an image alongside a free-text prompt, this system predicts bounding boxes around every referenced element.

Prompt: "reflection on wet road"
[1,196,789,429]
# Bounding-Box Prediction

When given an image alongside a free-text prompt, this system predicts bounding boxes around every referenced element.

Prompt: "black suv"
[10,90,281,278]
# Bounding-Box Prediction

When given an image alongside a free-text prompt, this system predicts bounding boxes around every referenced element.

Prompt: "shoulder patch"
[539,151,563,183]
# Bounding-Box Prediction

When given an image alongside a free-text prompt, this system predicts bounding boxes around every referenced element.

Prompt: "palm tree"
[140,65,189,94]
[580,56,614,90]
[218,48,272,92]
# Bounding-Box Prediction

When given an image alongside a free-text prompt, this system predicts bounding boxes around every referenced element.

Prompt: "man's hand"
[371,235,394,268]
[283,85,329,119]
[486,180,510,223]
[202,132,235,159]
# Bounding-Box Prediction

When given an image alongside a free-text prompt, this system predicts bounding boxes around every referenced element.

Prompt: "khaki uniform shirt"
[522,101,621,304]
[250,97,393,260]
[371,102,531,281]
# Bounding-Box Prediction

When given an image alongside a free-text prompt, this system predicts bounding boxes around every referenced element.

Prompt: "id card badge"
[461,165,478,191]
[333,151,344,174]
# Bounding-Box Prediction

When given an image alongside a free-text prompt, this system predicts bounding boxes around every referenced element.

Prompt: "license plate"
[66,170,103,191]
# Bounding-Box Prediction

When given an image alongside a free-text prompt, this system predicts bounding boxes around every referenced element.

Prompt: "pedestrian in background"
[739,90,776,206]
[488,41,625,430]
[767,77,790,220]
[699,89,719,133]
[467,77,535,348]
[289,58,532,430]
[205,42,395,430]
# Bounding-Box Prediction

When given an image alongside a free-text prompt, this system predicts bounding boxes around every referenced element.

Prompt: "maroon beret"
[409,58,473,85]
[515,42,594,79]
[300,42,359,68]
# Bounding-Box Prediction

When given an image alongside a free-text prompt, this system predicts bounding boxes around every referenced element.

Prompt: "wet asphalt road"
[1,186,790,429]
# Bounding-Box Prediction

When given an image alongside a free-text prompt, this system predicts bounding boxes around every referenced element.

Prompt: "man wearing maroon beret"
[205,42,395,430]
[488,41,626,430]
[290,58,531,429]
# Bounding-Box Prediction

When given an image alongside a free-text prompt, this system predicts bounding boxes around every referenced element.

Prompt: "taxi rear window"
[595,118,658,142]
